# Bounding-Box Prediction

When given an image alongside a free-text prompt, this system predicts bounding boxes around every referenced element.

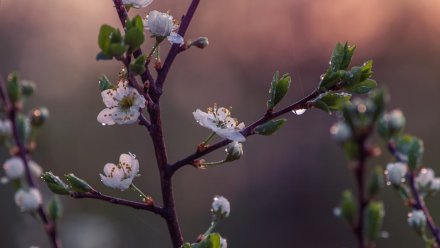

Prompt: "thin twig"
[70,191,164,216]
[0,74,62,248]
[169,86,325,174]
[388,143,440,246]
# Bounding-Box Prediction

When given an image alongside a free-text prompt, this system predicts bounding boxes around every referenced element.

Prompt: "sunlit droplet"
[357,104,367,113]
[101,123,107,126]
[333,207,342,217]
[292,109,307,115]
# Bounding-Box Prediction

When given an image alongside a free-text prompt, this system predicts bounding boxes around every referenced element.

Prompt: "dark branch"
[71,191,164,216]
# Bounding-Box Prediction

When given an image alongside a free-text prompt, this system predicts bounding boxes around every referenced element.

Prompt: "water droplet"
[320,75,325,80]
[292,109,307,115]
[101,123,107,126]
[386,181,391,186]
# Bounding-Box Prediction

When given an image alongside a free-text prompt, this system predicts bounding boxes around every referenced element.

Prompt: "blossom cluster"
[2,157,43,212]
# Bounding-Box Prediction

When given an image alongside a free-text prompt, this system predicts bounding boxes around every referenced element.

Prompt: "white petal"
[216,129,246,142]
[118,178,133,191]
[193,109,216,129]
[113,109,140,125]
[3,157,25,179]
[167,32,184,45]
[101,89,118,108]
[97,107,117,125]
[103,163,117,176]
[122,0,153,8]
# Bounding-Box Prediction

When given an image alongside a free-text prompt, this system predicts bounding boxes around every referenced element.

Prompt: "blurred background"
[1,0,440,247]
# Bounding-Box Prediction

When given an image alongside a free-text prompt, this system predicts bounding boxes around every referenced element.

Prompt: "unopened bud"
[190,37,209,49]
[65,173,93,193]
[330,121,352,143]
[30,107,49,127]
[225,142,243,162]
[42,172,70,195]
[408,210,426,233]
[385,162,407,185]
[211,195,230,219]
[21,80,36,97]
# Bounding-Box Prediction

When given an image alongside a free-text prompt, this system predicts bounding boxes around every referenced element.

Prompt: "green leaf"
[319,70,345,90]
[129,54,147,75]
[345,79,377,94]
[41,172,71,195]
[255,119,287,136]
[47,195,63,222]
[267,71,291,109]
[125,27,145,51]
[131,15,144,31]
[312,92,352,113]
[342,140,360,160]
[368,167,384,198]
[108,43,126,57]
[340,190,356,226]
[360,60,373,82]
[98,24,115,53]
[16,114,30,144]
[393,135,424,170]
[364,201,384,242]
[7,72,21,103]
[65,173,93,193]
[96,52,113,61]
[99,75,114,92]
[198,233,221,248]
[330,42,356,72]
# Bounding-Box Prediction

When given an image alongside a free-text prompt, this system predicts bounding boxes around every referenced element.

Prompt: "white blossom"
[14,188,42,212]
[431,178,440,191]
[122,0,153,8]
[416,168,435,189]
[220,237,227,248]
[100,153,140,191]
[2,157,43,182]
[193,106,245,142]
[329,121,352,143]
[143,10,184,45]
[385,162,407,185]
[97,80,146,125]
[407,210,426,229]
[0,119,12,136]
[212,195,230,218]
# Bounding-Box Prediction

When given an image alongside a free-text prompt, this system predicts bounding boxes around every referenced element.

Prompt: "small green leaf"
[41,172,71,195]
[98,24,115,53]
[329,42,356,72]
[96,52,113,61]
[319,70,345,90]
[131,15,144,31]
[129,54,147,75]
[99,75,114,92]
[312,92,352,113]
[340,190,356,226]
[65,173,93,193]
[393,135,424,170]
[364,201,384,242]
[360,60,373,81]
[125,27,145,51]
[345,79,377,94]
[267,71,291,109]
[255,119,287,136]
[108,43,126,57]
[7,72,21,103]
[47,195,63,222]
[198,233,221,248]
[368,167,384,198]
[342,140,360,160]
[16,114,30,144]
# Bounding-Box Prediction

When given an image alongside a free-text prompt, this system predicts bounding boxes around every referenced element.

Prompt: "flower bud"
[30,107,49,127]
[42,172,71,195]
[3,157,24,180]
[65,173,94,193]
[415,168,435,189]
[21,80,36,97]
[388,109,405,132]
[330,121,352,143]
[385,162,407,185]
[407,210,426,232]
[190,37,209,49]
[211,195,230,219]
[364,201,385,242]
[225,142,243,162]
[14,188,42,212]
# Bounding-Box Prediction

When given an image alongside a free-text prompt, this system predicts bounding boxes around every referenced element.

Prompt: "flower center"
[119,95,135,111]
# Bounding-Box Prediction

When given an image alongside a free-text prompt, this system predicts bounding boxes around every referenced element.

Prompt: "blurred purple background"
[1,0,440,247]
